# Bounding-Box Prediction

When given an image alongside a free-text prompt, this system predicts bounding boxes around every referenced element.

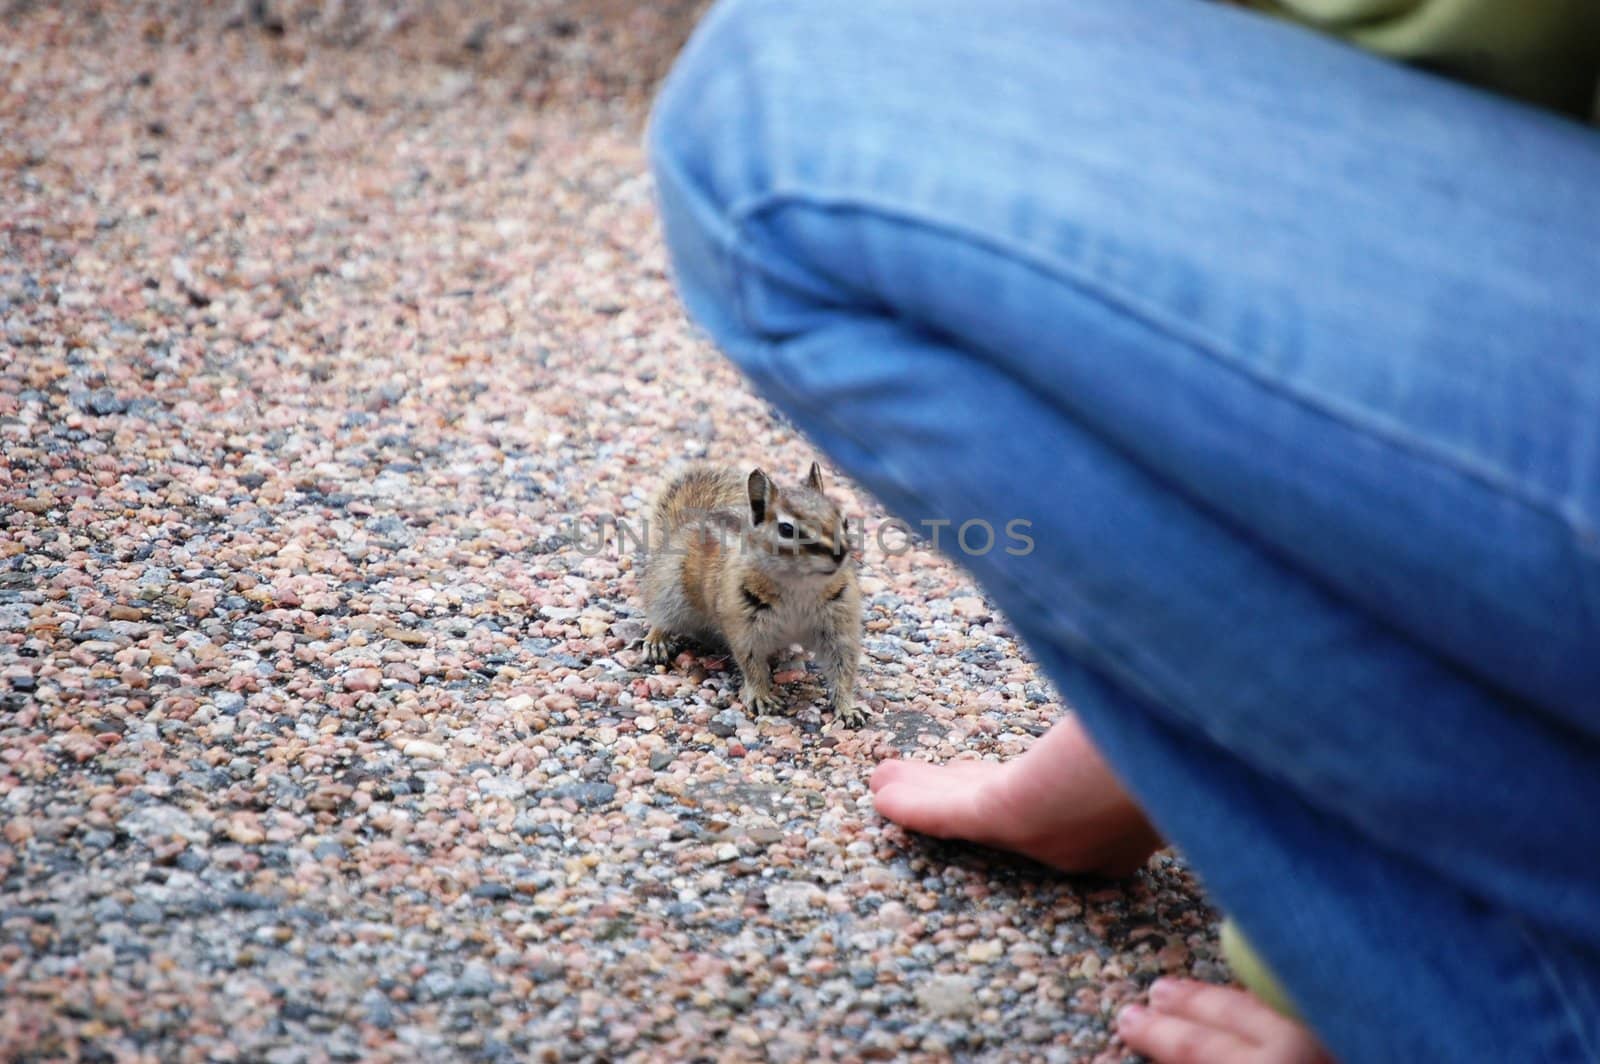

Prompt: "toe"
[835,703,869,728]
[1149,980,1287,1044]
[870,774,985,842]
[1146,980,1329,1064]
[1118,1003,1257,1064]
[745,691,780,715]
[869,758,910,792]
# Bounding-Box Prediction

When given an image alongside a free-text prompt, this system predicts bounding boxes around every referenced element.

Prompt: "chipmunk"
[640,462,866,728]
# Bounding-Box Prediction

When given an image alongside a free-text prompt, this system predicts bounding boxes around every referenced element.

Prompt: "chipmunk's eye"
[777,521,796,539]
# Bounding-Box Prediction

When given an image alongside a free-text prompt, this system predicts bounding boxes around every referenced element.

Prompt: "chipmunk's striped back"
[651,463,746,540]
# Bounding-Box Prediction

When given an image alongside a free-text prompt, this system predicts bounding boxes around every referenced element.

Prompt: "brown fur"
[651,464,743,533]
[641,462,865,726]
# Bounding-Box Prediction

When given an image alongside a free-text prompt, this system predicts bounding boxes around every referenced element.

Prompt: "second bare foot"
[1119,979,1332,1064]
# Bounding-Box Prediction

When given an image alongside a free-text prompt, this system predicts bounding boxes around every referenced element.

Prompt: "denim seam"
[723,188,1600,563]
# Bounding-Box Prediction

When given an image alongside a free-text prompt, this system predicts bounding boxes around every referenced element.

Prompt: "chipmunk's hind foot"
[833,701,870,729]
[743,687,785,717]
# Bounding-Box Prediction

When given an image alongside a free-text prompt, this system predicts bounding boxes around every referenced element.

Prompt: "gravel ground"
[1,4,1223,1061]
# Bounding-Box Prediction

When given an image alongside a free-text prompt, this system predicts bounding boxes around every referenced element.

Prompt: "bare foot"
[869,714,1163,877]
[1120,979,1333,1064]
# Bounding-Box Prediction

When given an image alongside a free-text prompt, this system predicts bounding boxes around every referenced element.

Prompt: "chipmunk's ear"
[806,461,825,492]
[747,468,775,525]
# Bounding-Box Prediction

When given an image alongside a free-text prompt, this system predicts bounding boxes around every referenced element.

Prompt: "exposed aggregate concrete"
[1,4,1222,1060]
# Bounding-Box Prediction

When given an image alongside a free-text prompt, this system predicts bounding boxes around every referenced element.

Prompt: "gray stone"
[127,902,162,925]
[708,709,746,738]
[915,974,978,1019]
[547,782,616,808]
[456,962,496,997]
[764,881,825,921]
[418,971,456,1001]
[212,691,246,714]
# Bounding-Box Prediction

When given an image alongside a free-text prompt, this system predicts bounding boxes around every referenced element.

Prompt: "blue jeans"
[647,0,1600,1059]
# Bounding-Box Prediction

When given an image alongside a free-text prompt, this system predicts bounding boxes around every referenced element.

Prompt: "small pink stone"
[343,668,382,693]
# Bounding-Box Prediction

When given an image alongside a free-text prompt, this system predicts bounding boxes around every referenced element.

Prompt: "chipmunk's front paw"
[743,688,783,717]
[642,629,673,668]
[833,701,870,729]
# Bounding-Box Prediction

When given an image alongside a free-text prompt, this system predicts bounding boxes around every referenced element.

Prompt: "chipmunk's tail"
[651,464,746,535]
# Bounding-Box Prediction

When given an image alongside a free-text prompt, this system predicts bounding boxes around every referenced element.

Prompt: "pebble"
[549,782,617,807]
[917,975,980,1019]
[765,881,825,920]
[212,692,246,715]
[708,708,746,738]
[343,668,383,693]
[951,596,988,619]
[456,962,497,997]
[225,819,266,846]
